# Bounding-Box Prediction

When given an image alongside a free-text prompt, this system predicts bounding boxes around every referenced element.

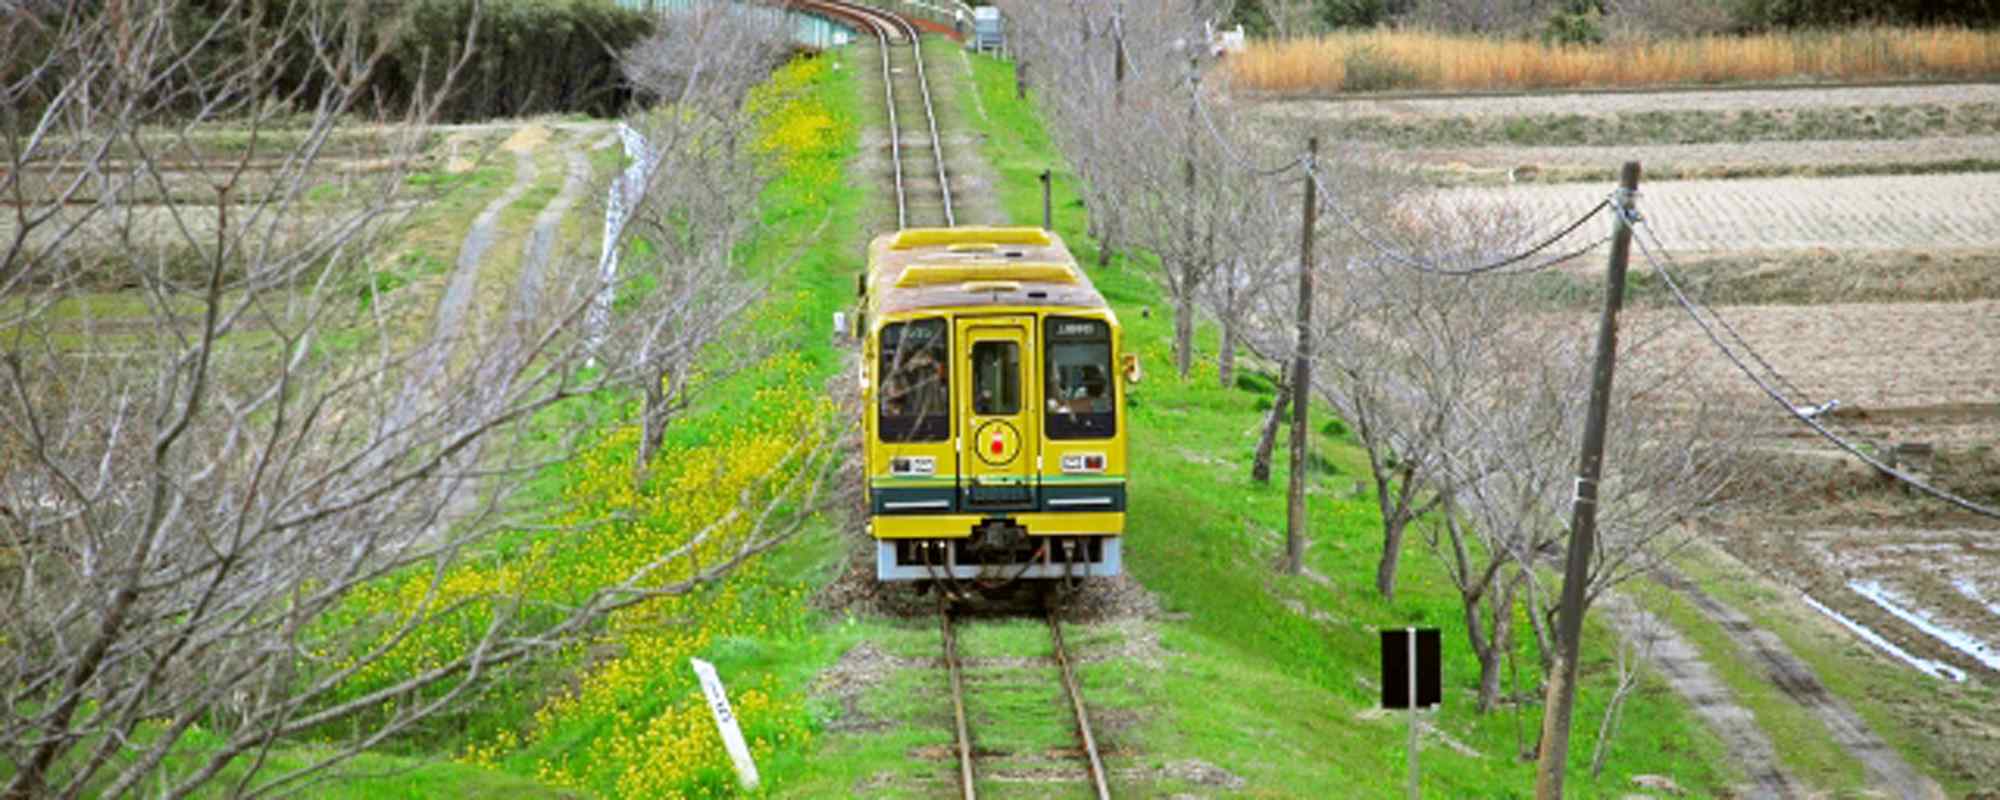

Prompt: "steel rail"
[1048,604,1112,800]
[791,0,954,228]
[940,600,978,799]
[888,7,956,226]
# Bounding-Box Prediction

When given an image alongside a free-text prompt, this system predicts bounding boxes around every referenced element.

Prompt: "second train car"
[858,226,1135,583]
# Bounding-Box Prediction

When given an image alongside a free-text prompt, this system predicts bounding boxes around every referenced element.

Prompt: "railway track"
[792,0,955,229]
[940,596,1112,799]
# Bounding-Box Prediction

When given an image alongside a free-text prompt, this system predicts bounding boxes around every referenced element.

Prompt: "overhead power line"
[1634,222,2000,521]
[1307,162,1613,276]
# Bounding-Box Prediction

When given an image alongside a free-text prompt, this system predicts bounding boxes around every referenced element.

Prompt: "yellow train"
[857,226,1135,583]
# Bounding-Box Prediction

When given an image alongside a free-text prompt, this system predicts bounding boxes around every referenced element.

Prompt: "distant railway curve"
[789,0,955,228]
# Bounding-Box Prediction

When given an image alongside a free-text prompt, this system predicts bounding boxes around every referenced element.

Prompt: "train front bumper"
[874,536,1121,581]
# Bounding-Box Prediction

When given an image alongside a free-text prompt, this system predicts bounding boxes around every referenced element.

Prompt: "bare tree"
[0,2,841,797]
[999,0,1231,274]
[612,7,788,471]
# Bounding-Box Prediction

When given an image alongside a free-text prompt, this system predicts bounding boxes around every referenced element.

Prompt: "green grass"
[774,42,1738,798]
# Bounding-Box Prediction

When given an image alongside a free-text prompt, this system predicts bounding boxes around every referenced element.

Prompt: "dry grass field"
[1253,79,2000,790]
[1229,27,2000,94]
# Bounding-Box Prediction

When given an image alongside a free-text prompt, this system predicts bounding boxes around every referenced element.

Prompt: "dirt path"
[1655,570,1946,799]
[428,143,537,372]
[1600,593,1804,798]
[509,146,589,337]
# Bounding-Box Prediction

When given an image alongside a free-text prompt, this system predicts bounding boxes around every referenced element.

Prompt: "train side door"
[955,315,1038,510]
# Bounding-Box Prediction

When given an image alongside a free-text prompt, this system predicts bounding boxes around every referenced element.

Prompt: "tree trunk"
[1173,289,1195,379]
[1218,324,1236,390]
[638,380,668,482]
[1525,578,1556,677]
[1250,365,1290,484]
[1481,571,1521,713]
[1376,514,1406,601]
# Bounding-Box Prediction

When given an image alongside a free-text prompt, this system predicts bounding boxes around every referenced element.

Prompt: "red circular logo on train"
[972,420,1022,466]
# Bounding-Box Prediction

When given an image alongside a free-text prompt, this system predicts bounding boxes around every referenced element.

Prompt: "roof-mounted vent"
[896,262,1078,288]
[891,226,1053,250]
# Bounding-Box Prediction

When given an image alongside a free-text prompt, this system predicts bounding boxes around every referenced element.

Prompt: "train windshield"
[1044,316,1115,439]
[879,318,949,441]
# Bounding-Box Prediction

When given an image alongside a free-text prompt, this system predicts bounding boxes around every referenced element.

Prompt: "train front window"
[1045,317,1115,439]
[970,341,1020,415]
[879,319,949,441]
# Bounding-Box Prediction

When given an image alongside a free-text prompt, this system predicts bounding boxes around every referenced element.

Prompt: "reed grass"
[1227,27,2000,94]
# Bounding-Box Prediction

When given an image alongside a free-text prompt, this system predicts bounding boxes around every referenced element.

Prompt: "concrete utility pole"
[1535,161,1641,799]
[1283,137,1318,575]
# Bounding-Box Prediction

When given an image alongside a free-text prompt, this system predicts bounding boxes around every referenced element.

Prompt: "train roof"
[865,226,1112,317]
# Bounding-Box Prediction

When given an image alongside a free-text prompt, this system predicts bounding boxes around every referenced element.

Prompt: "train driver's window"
[880,318,949,440]
[971,340,1020,415]
[1045,317,1115,439]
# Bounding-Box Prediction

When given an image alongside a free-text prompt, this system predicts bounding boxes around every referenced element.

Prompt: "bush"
[1341,45,1421,90]
[390,0,655,122]
[1544,6,1607,44]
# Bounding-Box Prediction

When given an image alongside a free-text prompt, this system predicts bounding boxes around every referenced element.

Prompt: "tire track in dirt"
[508,144,588,339]
[383,140,536,440]
[435,147,536,360]
[1440,172,2000,253]
[1655,570,1946,799]
[1600,593,1803,799]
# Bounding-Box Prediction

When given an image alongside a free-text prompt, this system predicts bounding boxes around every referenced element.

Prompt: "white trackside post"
[1408,626,1419,800]
[690,658,761,791]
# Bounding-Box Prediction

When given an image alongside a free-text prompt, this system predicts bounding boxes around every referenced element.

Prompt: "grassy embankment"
[50,59,868,797]
[1230,26,2000,94]
[775,41,1735,796]
[319,58,870,798]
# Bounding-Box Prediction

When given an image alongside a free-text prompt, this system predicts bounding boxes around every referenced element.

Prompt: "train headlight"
[1060,453,1106,474]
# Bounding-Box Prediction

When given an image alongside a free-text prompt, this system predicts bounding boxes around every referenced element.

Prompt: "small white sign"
[689,658,761,791]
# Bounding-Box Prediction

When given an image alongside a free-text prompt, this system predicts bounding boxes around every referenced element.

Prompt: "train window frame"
[878,318,950,442]
[970,340,1021,416]
[1043,316,1116,440]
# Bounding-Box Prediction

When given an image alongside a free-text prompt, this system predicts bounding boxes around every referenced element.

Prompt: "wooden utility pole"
[1535,161,1642,799]
[1282,137,1318,575]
